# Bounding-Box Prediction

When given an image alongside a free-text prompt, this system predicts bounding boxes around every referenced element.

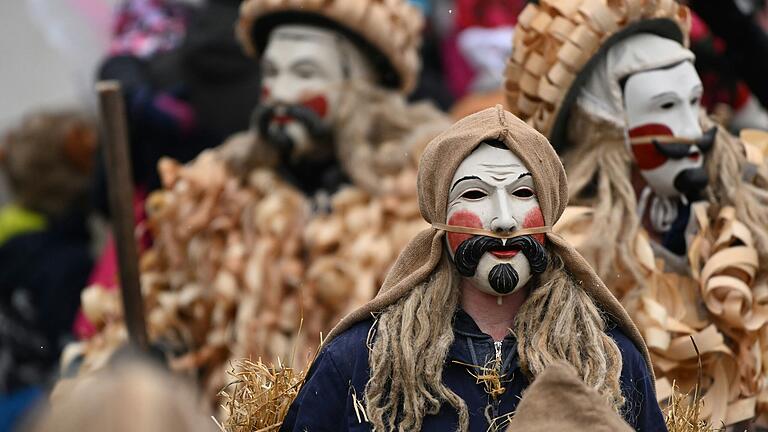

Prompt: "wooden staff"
[96,81,149,351]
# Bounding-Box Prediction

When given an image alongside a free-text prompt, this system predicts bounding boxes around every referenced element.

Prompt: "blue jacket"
[282,309,666,431]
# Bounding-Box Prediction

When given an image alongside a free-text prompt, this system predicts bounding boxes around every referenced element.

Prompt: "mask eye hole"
[261,60,278,78]
[660,101,675,110]
[460,189,487,200]
[512,187,534,198]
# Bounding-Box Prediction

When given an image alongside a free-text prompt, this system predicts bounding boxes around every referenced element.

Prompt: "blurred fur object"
[63,81,447,404]
[24,361,214,432]
[504,361,633,432]
[0,111,97,216]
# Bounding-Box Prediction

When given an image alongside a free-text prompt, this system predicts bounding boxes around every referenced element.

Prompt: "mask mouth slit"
[489,244,521,258]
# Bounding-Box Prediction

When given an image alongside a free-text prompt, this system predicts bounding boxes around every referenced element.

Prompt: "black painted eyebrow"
[451,175,481,192]
[518,172,532,179]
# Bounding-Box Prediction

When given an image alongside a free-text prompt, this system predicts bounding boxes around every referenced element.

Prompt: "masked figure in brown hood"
[61,0,450,405]
[504,0,768,425]
[280,106,665,432]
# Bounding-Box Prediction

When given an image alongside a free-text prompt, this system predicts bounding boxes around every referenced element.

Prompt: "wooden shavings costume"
[62,0,450,403]
[504,0,768,425]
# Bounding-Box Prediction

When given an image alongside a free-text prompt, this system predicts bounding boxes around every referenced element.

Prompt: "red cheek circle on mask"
[301,95,329,119]
[523,206,546,244]
[629,123,673,170]
[447,210,482,252]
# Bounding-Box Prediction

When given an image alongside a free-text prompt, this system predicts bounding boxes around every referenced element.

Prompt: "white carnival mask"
[257,24,374,159]
[445,142,548,297]
[624,60,712,199]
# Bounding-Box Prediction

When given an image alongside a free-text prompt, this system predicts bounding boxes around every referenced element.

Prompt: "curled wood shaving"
[67,142,428,407]
[557,204,767,425]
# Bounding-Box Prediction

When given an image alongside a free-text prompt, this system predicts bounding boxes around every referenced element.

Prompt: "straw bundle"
[217,358,308,432]
[665,381,723,432]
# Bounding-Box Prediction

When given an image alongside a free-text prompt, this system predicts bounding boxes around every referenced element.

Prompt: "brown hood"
[325,105,653,375]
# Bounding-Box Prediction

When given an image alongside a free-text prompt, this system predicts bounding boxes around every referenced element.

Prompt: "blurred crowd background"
[2,0,768,430]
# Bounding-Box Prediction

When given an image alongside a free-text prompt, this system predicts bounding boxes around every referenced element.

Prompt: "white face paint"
[624,61,705,198]
[259,25,374,158]
[445,143,546,296]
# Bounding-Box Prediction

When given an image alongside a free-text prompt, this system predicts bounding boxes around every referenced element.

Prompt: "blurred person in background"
[685,0,768,131]
[429,0,529,118]
[95,0,259,198]
[405,0,455,111]
[0,111,98,431]
[687,5,768,131]
[63,0,452,407]
[74,0,262,339]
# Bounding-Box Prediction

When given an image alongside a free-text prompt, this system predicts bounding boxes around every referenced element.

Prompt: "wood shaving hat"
[504,0,691,150]
[237,0,423,94]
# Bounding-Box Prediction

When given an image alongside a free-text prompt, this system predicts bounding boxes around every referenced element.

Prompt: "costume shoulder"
[607,325,667,431]
[281,320,374,432]
[318,319,374,371]
[607,325,647,375]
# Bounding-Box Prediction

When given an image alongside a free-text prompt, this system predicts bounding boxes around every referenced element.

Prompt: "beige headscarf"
[326,105,652,374]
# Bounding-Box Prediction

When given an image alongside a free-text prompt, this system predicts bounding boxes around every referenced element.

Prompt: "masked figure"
[62,0,450,402]
[504,0,768,425]
[280,106,664,432]
[0,112,96,424]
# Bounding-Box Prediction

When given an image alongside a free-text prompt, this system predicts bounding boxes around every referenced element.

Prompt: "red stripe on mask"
[628,123,673,170]
[302,95,328,118]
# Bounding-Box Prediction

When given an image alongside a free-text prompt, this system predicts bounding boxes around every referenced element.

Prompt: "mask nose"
[490,192,518,233]
[677,105,703,141]
[266,76,301,106]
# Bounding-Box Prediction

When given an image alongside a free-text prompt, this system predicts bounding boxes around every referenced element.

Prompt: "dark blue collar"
[449,309,519,376]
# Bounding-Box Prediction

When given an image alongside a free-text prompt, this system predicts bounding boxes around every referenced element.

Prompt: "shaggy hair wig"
[364,248,625,432]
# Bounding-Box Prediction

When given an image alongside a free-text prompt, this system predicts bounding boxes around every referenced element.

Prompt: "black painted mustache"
[652,127,716,159]
[454,235,548,294]
[250,104,333,158]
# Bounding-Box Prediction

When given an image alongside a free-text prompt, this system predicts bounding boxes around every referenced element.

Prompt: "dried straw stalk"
[217,357,308,432]
[665,381,723,432]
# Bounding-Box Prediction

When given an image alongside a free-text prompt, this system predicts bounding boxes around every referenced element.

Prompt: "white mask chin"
[445,143,547,297]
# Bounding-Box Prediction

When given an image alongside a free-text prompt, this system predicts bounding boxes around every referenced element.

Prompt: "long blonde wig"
[364,250,625,432]
[564,105,768,294]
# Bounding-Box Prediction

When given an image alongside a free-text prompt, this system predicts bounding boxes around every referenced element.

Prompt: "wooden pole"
[96,81,149,351]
